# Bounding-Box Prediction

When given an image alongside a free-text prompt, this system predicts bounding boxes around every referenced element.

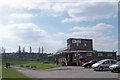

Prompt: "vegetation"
[2,60,59,78]
[2,67,28,78]
[24,62,58,70]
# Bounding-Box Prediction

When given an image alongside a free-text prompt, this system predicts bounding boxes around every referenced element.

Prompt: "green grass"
[2,67,28,78]
[24,62,58,70]
[2,60,59,78]
[2,60,32,66]
[2,60,59,70]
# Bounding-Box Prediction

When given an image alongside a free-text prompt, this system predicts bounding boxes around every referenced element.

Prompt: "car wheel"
[99,67,104,71]
[111,70,114,72]
[118,69,120,73]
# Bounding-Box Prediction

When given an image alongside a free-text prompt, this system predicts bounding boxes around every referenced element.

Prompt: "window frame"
[86,52,92,56]
[107,53,112,57]
[98,53,103,56]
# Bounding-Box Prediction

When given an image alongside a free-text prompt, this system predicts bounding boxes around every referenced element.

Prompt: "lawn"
[24,62,58,70]
[2,60,59,78]
[2,60,58,70]
[2,67,28,78]
[2,60,32,66]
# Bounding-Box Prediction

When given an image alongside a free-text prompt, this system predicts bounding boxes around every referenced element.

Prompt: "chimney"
[2,47,5,53]
[18,45,21,53]
[38,47,40,53]
[23,47,25,53]
[42,46,43,54]
[30,46,32,53]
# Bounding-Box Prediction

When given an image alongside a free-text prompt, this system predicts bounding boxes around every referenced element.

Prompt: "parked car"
[83,60,98,68]
[109,61,120,73]
[92,59,117,71]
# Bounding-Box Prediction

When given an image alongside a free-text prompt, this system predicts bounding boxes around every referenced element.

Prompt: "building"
[55,38,117,66]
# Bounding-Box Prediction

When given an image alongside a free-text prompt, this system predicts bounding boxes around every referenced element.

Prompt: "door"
[102,60,110,69]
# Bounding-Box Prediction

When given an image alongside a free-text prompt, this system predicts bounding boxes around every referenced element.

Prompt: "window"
[98,53,103,56]
[103,61,109,64]
[111,60,116,64]
[76,43,79,46]
[84,43,87,46]
[72,40,77,43]
[86,53,92,56]
[78,40,81,43]
[67,44,70,50]
[107,53,112,57]
[72,39,81,43]
[74,54,77,57]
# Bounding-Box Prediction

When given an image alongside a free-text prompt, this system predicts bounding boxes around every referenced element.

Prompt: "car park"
[109,61,120,73]
[83,60,98,68]
[92,59,117,71]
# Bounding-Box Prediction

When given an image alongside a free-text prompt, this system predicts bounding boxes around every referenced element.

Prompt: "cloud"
[0,23,47,42]
[10,13,33,19]
[62,2,117,22]
[73,23,113,31]
[0,1,118,23]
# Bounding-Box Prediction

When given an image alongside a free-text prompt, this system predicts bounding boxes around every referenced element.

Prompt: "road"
[14,66,119,79]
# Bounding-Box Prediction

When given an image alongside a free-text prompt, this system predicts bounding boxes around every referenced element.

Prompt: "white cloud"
[0,1,118,23]
[73,23,113,31]
[62,2,118,22]
[10,13,33,19]
[0,23,47,41]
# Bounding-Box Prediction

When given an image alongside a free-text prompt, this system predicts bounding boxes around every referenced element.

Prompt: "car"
[83,60,98,68]
[109,61,120,73]
[92,59,117,71]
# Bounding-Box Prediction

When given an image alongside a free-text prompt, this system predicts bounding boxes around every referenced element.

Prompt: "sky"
[0,0,119,54]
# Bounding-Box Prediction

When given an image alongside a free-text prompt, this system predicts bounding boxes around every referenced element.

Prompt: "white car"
[92,59,117,71]
[109,61,120,73]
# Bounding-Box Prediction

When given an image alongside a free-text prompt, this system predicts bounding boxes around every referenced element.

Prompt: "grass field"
[2,60,59,78]
[2,67,28,78]
[2,60,58,70]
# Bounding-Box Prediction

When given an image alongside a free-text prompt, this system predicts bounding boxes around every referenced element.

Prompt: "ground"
[14,66,119,78]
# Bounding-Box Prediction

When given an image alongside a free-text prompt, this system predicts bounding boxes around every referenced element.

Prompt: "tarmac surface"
[14,66,119,78]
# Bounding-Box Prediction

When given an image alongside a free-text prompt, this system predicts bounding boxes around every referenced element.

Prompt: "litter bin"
[6,63,10,68]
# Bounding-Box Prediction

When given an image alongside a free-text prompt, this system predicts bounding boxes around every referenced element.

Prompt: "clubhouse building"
[55,38,117,66]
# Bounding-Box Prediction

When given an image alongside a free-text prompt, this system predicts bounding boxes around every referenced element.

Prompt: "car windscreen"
[97,60,105,63]
[116,61,120,65]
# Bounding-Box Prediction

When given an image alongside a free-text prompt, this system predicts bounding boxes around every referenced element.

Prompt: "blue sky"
[0,0,118,54]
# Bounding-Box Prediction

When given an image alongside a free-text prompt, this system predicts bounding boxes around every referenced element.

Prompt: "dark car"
[109,61,120,73]
[83,60,98,68]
